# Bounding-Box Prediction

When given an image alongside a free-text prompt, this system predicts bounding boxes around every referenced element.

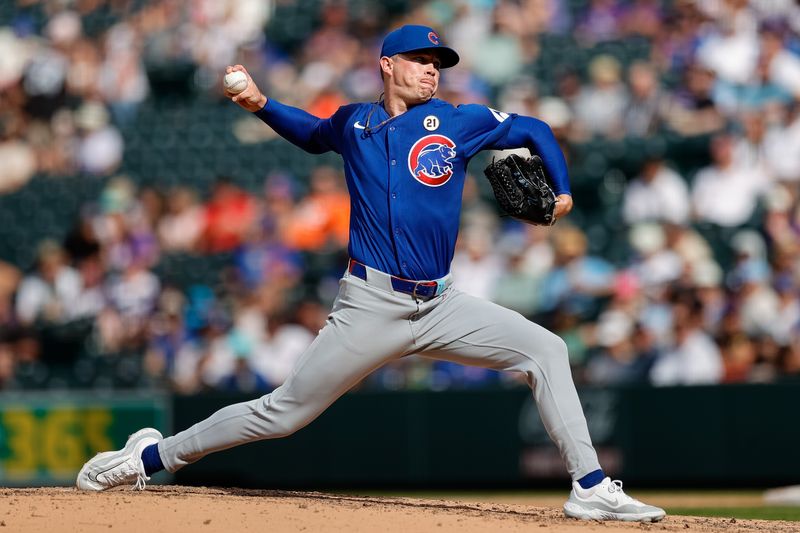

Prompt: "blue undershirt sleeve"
[253,98,340,154]
[495,116,571,196]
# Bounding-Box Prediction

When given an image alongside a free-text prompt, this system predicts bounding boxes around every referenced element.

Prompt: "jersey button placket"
[387,125,404,274]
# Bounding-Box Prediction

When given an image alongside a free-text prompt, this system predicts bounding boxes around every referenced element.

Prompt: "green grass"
[339,489,800,522]
[667,506,800,521]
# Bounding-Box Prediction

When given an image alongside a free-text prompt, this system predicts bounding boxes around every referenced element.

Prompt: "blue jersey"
[255,98,570,280]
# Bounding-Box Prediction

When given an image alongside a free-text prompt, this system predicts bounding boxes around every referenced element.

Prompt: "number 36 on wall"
[0,407,113,479]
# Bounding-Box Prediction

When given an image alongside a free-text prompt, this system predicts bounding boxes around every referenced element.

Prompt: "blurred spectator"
[726,230,777,338]
[63,213,101,265]
[22,14,71,121]
[732,112,774,183]
[200,177,258,253]
[690,259,727,334]
[664,63,725,136]
[97,176,160,272]
[585,309,636,385]
[100,21,149,126]
[517,225,555,280]
[143,287,187,385]
[451,226,504,301]
[536,96,573,143]
[0,261,21,331]
[283,166,350,252]
[622,156,691,225]
[492,243,540,318]
[470,4,524,87]
[72,254,106,319]
[306,87,349,119]
[216,330,271,393]
[572,55,628,139]
[650,298,724,385]
[0,138,36,193]
[620,0,664,39]
[771,274,800,346]
[74,100,124,175]
[250,308,314,388]
[662,223,716,273]
[0,341,14,390]
[764,105,800,183]
[158,186,204,252]
[236,217,302,291]
[757,20,800,102]
[447,2,492,68]
[652,3,702,75]
[622,61,668,136]
[696,11,758,87]
[196,319,238,389]
[538,225,615,317]
[575,0,624,44]
[628,223,683,290]
[691,134,766,226]
[16,240,81,326]
[719,332,758,383]
[104,255,160,350]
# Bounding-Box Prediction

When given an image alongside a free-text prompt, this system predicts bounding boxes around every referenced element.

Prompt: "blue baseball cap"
[380,25,460,69]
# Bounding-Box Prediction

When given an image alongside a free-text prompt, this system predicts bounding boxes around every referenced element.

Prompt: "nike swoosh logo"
[88,461,125,482]
[354,121,366,129]
[595,494,619,506]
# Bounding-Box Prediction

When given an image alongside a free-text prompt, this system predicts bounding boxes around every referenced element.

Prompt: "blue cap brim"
[393,46,460,69]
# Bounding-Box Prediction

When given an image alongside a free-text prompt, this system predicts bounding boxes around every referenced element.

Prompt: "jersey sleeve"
[488,114,571,196]
[472,108,572,195]
[457,104,571,196]
[455,104,517,159]
[254,99,352,154]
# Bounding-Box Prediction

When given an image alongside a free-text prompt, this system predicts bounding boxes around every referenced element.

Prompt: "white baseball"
[224,71,248,94]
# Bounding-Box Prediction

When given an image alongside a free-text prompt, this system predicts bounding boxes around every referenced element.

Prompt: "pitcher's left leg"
[414,290,664,522]
[415,289,599,480]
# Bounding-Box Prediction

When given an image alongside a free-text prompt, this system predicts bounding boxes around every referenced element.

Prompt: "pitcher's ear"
[380,56,394,78]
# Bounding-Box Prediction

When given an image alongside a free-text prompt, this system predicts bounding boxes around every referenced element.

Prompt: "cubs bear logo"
[408,134,457,187]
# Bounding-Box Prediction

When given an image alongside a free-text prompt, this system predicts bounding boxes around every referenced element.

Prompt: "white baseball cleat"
[76,427,163,491]
[563,477,666,522]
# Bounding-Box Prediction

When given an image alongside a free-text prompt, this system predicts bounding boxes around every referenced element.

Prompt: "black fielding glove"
[483,154,558,226]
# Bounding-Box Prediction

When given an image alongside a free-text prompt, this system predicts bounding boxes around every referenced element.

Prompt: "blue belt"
[348,259,447,301]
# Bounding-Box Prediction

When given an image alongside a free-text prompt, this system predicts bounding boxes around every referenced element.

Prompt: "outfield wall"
[1,384,797,487]
[170,383,800,489]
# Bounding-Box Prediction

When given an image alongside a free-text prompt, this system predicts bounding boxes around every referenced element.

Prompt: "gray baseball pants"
[158,265,601,480]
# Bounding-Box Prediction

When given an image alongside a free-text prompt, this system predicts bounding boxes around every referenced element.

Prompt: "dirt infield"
[2,486,798,533]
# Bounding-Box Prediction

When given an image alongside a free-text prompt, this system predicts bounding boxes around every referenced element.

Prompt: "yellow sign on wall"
[0,393,168,485]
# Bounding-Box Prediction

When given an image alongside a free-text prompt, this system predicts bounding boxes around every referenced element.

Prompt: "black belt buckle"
[350,259,442,301]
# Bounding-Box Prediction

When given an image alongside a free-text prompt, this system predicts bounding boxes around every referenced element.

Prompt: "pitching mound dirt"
[1,486,798,533]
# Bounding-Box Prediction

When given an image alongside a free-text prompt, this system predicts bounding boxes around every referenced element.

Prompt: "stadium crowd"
[1,0,800,392]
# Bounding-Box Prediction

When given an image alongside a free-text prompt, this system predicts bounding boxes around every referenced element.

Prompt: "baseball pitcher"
[77,25,664,523]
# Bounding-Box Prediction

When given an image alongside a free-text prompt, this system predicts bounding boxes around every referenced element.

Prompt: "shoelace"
[606,479,638,505]
[132,474,148,491]
[101,458,149,490]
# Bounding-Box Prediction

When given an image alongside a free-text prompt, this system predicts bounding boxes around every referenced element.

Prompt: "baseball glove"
[483,154,558,226]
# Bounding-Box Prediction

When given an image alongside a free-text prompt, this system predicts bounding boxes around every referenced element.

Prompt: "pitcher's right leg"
[157,276,417,472]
